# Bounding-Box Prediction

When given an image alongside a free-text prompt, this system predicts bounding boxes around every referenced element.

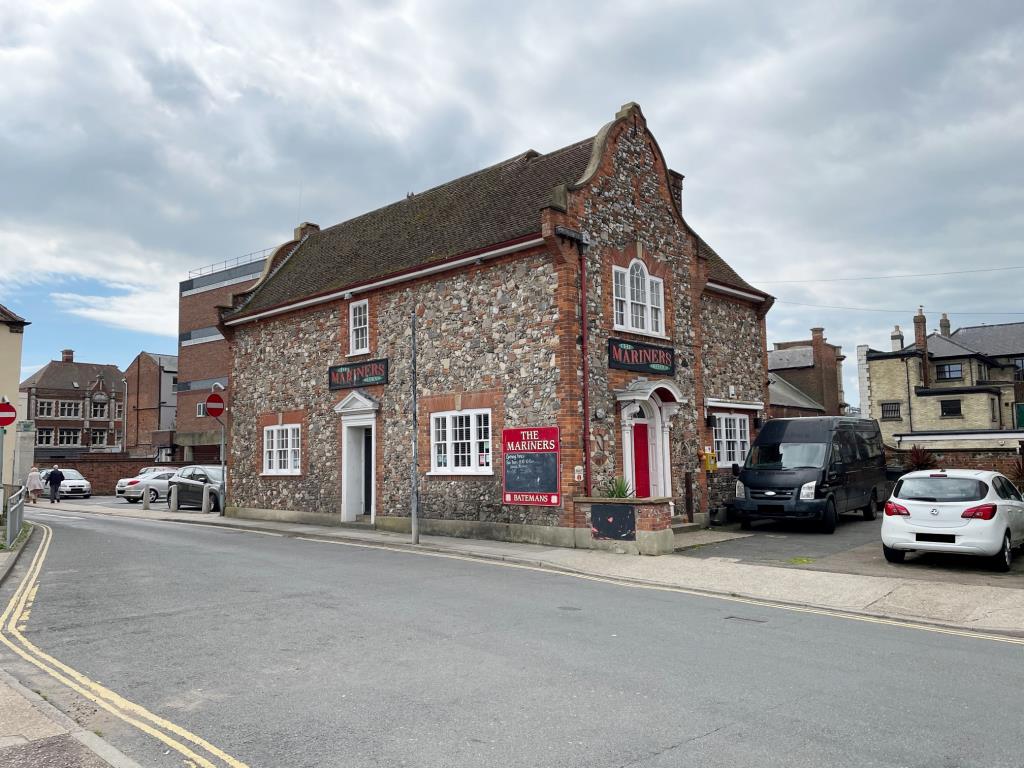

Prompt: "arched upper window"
[613,259,664,335]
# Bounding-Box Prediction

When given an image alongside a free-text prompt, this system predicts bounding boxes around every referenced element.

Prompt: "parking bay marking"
[0,522,250,768]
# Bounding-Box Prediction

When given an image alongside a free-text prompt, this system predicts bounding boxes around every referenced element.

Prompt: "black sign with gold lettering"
[328,359,389,390]
[607,338,677,375]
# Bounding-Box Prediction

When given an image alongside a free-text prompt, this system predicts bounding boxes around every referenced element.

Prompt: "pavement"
[6,510,1024,768]
[38,496,1024,636]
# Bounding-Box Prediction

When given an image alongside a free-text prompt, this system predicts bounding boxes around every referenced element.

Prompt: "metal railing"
[5,485,25,549]
[187,247,275,279]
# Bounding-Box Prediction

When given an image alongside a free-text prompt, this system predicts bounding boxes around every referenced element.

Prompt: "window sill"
[426,470,494,478]
[261,471,303,477]
[939,415,964,419]
[612,325,670,342]
[346,349,371,358]
[880,417,903,422]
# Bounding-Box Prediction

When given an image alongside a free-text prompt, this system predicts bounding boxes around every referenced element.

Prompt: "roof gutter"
[704,281,767,303]
[224,236,546,327]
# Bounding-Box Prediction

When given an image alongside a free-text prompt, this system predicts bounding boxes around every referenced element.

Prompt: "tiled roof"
[950,322,1024,357]
[769,373,824,411]
[0,302,27,326]
[227,117,765,321]
[768,346,814,370]
[20,360,125,391]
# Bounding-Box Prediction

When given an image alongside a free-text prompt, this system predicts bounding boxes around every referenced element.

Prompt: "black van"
[731,417,889,534]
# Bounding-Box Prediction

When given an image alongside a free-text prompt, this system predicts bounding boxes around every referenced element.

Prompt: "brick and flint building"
[219,103,773,552]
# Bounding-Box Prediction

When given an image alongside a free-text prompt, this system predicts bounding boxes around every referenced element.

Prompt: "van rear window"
[894,477,988,502]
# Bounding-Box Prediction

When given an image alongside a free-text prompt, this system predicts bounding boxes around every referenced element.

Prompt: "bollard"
[201,484,211,514]
[170,484,179,512]
[142,484,150,510]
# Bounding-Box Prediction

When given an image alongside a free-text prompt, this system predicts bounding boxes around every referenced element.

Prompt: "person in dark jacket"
[47,464,65,504]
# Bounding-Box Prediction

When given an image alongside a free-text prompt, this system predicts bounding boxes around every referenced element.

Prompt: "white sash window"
[613,260,665,337]
[430,409,492,475]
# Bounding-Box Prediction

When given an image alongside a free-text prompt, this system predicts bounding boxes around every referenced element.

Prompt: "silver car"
[40,468,92,498]
[115,466,172,498]
[122,470,178,504]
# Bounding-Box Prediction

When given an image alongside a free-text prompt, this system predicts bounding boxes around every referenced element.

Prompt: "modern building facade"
[220,103,773,547]
[175,251,274,462]
[858,309,1024,449]
[19,350,125,460]
[123,352,178,460]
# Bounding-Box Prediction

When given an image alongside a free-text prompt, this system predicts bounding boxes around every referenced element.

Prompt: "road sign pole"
[0,428,6,513]
[218,416,226,516]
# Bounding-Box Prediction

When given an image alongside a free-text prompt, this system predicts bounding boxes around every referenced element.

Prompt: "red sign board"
[205,393,225,418]
[0,402,15,428]
[502,426,560,506]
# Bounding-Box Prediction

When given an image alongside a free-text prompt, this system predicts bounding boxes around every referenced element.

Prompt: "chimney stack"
[890,325,904,351]
[940,313,951,337]
[293,221,320,241]
[61,349,74,363]
[913,307,929,386]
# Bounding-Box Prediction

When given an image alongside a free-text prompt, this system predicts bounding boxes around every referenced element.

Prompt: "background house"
[124,352,178,460]
[858,309,1024,450]
[19,349,125,461]
[767,327,846,417]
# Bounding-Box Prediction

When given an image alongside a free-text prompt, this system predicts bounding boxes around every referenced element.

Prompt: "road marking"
[0,523,250,768]
[30,512,85,521]
[241,530,283,537]
[256,530,1024,646]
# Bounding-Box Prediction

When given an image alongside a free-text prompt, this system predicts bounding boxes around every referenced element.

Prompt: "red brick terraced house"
[220,103,774,553]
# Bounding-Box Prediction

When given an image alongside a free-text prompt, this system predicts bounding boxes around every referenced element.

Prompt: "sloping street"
[2,511,1022,768]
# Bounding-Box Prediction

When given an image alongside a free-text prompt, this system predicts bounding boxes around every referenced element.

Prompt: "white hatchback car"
[882,469,1024,571]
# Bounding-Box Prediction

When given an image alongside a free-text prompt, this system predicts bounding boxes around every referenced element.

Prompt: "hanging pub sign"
[607,338,677,375]
[502,426,560,506]
[328,359,389,390]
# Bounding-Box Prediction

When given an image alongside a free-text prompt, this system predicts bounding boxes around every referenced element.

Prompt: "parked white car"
[40,468,92,499]
[116,466,175,498]
[122,470,178,504]
[881,469,1024,571]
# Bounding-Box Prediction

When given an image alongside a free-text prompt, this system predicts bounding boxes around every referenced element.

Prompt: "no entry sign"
[205,393,225,418]
[0,402,15,428]
[502,426,560,506]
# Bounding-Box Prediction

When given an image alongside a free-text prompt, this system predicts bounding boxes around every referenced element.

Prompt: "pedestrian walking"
[47,464,64,504]
[26,466,44,504]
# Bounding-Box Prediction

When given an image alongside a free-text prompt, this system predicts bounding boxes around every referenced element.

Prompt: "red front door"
[632,422,651,497]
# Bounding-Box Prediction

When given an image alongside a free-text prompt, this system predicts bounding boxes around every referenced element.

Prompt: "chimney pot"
[61,349,74,363]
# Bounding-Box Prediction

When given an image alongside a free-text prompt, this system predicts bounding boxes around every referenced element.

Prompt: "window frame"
[428,408,493,476]
[91,429,107,446]
[36,400,54,417]
[935,362,963,381]
[612,260,667,339]
[115,401,124,419]
[880,402,902,420]
[349,299,370,356]
[1015,358,1024,382]
[36,428,53,446]
[713,413,750,466]
[91,401,108,419]
[262,424,303,476]
[57,428,81,446]
[196,402,207,418]
[58,400,81,418]
[940,399,962,418]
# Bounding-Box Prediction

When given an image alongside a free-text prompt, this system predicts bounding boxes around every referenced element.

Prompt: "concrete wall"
[0,322,24,485]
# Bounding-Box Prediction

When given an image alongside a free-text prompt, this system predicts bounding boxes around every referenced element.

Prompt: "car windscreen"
[62,470,84,480]
[745,442,827,470]
[895,477,988,502]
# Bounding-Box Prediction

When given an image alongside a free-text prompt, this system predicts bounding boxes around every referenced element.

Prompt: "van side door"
[826,437,849,512]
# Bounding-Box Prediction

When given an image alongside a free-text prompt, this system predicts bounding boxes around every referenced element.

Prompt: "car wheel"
[212,495,220,513]
[820,500,837,534]
[863,495,878,521]
[990,532,1012,573]
[883,544,905,563]
[84,494,90,499]
[148,488,159,504]
[126,498,139,504]
[739,518,752,531]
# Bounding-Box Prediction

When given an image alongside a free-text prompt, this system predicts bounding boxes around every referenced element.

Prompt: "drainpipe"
[903,357,914,433]
[555,226,593,496]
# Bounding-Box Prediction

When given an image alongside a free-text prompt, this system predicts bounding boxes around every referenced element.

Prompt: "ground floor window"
[263,424,301,475]
[713,414,749,465]
[940,399,962,417]
[430,409,492,474]
[58,428,80,446]
[91,429,107,446]
[37,428,53,446]
[880,402,901,420]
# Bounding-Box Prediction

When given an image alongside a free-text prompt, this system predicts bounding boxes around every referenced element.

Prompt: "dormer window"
[349,299,369,355]
[613,260,665,336]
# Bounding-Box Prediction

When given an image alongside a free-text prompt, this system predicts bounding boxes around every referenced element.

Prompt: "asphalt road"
[2,510,1023,768]
[687,514,1024,587]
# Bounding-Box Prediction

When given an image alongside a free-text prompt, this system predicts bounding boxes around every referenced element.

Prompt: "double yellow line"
[0,523,250,768]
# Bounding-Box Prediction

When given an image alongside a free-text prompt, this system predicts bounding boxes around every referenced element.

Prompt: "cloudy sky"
[2,0,1022,407]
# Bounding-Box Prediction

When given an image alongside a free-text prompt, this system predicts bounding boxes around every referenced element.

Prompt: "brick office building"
[123,351,178,460]
[19,350,125,460]
[175,251,281,462]
[220,103,772,549]
[767,327,846,418]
